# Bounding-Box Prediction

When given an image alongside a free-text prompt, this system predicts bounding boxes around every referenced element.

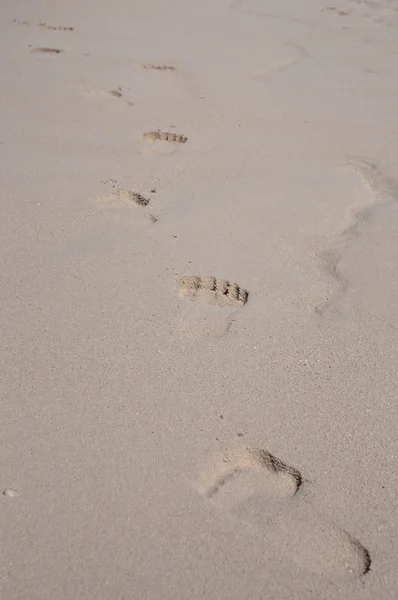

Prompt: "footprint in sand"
[143,131,187,144]
[143,130,187,157]
[84,88,134,108]
[196,446,370,578]
[38,22,75,31]
[197,447,301,504]
[177,276,248,339]
[321,7,350,17]
[142,64,176,71]
[91,189,157,224]
[13,19,74,31]
[3,488,19,498]
[31,47,63,54]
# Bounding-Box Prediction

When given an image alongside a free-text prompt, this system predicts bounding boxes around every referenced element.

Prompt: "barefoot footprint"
[197,447,301,502]
[177,276,248,339]
[142,64,176,71]
[91,189,157,224]
[240,494,371,578]
[143,131,187,157]
[31,47,63,54]
[196,446,370,578]
[83,88,133,108]
[143,131,187,144]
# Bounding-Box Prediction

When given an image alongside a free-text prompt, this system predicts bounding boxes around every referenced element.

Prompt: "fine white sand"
[1,0,398,597]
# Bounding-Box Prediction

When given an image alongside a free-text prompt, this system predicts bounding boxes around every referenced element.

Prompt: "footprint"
[31,47,63,54]
[143,131,187,144]
[143,130,187,157]
[178,276,248,307]
[237,495,371,578]
[91,189,157,223]
[321,7,350,16]
[196,447,370,578]
[142,64,176,71]
[197,447,302,506]
[12,19,31,26]
[13,19,74,30]
[2,488,19,497]
[177,276,248,339]
[128,192,150,206]
[38,22,75,31]
[107,88,122,98]
[84,88,133,108]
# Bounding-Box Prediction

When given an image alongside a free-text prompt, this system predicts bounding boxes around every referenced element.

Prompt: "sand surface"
[1,0,398,598]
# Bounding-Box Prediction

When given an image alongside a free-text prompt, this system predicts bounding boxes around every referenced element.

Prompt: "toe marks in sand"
[31,47,63,54]
[92,188,157,223]
[38,22,75,31]
[178,276,248,307]
[14,19,74,31]
[321,7,350,17]
[143,131,187,144]
[142,64,176,71]
[114,189,151,207]
[107,88,123,98]
[129,192,150,206]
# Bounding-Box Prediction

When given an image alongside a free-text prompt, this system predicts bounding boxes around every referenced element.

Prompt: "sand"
[1,0,398,597]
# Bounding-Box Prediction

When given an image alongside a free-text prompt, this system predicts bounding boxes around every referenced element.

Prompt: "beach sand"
[1,0,398,598]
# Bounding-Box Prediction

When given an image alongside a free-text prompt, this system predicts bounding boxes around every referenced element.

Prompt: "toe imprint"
[31,47,63,54]
[142,64,175,71]
[38,23,74,31]
[178,276,248,307]
[116,190,150,206]
[143,131,187,144]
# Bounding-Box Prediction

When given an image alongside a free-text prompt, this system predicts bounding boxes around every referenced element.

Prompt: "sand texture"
[1,0,398,598]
